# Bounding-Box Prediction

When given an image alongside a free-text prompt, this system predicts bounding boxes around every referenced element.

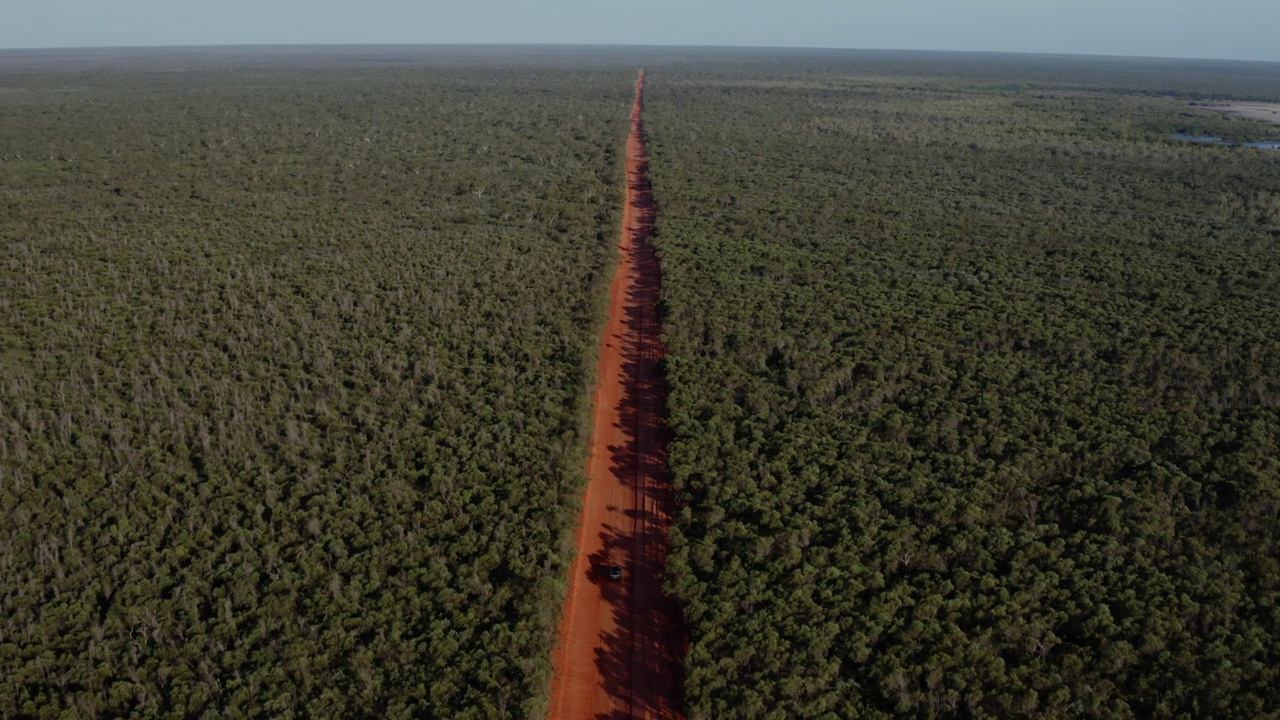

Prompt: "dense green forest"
[645,55,1280,717]
[6,49,1280,719]
[0,63,632,717]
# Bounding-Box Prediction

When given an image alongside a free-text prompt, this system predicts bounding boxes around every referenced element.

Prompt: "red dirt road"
[547,72,684,720]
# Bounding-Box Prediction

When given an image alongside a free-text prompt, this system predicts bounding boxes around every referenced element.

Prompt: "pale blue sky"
[3,0,1278,62]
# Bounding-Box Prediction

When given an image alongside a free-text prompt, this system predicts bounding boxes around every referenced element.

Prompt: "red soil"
[547,72,685,720]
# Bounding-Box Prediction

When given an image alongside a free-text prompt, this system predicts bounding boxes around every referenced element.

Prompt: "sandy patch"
[1190,102,1280,126]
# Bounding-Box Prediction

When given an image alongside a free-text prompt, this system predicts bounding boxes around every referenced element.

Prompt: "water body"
[1173,133,1280,150]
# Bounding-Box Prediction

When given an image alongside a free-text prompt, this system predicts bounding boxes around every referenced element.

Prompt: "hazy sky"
[4,0,1278,63]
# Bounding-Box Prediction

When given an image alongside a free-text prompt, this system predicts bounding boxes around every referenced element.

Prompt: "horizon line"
[1,42,1278,67]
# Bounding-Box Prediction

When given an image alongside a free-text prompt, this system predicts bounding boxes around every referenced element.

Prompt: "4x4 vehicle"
[606,566,624,581]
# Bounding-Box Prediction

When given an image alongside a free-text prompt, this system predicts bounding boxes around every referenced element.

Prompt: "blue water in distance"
[1173,133,1280,150]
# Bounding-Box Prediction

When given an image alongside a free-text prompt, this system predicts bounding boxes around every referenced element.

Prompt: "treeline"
[0,65,632,717]
[645,57,1280,717]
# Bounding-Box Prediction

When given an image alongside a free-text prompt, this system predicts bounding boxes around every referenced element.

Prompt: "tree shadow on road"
[586,99,685,719]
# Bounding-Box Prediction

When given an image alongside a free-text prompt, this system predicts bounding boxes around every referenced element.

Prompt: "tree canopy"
[0,64,633,718]
[646,55,1280,719]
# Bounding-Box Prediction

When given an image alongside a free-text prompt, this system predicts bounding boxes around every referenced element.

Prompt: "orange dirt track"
[547,72,685,720]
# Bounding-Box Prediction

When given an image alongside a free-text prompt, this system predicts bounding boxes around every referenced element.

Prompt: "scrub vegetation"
[0,63,629,717]
[5,48,1280,720]
[646,54,1280,718]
